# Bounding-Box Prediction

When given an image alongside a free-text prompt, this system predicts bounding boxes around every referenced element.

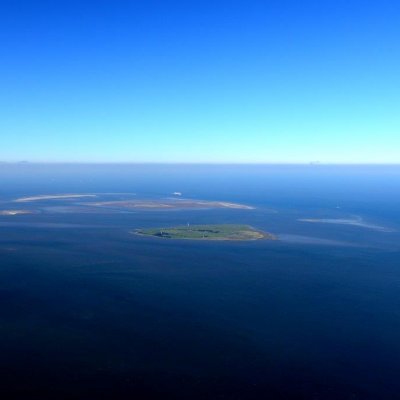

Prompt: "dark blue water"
[0,164,399,399]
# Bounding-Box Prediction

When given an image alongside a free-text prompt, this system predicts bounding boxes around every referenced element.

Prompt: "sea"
[0,164,399,399]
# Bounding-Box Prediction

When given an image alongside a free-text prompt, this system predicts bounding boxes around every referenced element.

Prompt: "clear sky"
[0,0,399,163]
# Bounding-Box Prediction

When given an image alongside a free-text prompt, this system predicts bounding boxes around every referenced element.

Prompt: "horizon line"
[1,161,400,166]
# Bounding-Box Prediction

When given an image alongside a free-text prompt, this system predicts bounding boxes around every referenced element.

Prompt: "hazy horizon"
[1,161,400,166]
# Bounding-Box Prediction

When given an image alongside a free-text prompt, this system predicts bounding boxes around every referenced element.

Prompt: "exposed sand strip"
[15,194,97,203]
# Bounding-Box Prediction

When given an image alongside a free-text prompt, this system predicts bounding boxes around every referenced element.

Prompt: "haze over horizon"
[1,161,400,166]
[1,0,399,163]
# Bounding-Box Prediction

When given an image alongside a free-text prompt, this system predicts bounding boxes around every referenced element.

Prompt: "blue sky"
[0,0,399,163]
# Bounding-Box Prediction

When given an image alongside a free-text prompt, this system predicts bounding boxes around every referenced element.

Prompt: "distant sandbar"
[87,199,254,210]
[298,217,394,232]
[0,209,36,216]
[15,194,97,203]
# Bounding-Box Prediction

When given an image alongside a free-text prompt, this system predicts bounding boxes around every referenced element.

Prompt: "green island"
[134,224,276,241]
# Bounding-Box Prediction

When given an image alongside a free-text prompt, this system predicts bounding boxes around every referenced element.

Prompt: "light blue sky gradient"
[1,0,399,163]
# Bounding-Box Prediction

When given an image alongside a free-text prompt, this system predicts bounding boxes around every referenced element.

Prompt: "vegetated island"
[134,224,276,241]
[87,199,254,210]
[0,209,35,216]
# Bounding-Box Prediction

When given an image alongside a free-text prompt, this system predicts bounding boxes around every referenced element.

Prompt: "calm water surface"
[0,164,399,399]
